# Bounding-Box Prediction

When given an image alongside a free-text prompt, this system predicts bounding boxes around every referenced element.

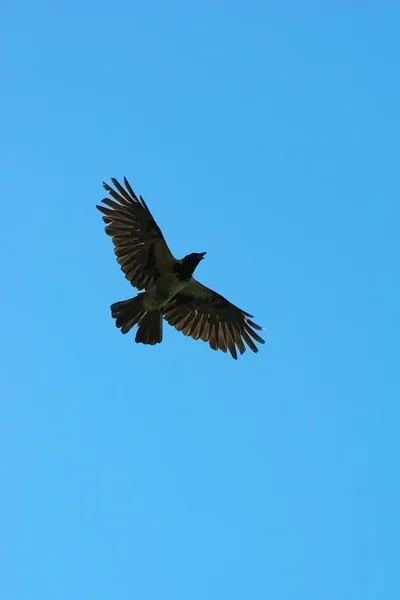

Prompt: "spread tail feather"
[111,294,163,345]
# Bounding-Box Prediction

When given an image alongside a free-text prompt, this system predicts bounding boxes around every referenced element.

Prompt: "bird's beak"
[200,252,207,259]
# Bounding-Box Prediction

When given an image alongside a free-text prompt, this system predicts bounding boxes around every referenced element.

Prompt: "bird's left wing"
[163,279,265,359]
[96,177,175,291]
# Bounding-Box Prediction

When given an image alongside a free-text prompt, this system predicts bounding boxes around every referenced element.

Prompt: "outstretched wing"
[163,279,265,359]
[96,178,175,290]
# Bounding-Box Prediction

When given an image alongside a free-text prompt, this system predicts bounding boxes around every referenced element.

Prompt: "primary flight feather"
[97,177,264,359]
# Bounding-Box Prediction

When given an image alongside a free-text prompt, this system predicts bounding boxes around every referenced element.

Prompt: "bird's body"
[97,177,264,359]
[141,269,198,311]
[142,274,187,310]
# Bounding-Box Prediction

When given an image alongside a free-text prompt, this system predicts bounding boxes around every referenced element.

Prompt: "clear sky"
[2,1,399,599]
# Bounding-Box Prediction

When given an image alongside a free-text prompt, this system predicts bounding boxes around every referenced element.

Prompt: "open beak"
[199,252,207,259]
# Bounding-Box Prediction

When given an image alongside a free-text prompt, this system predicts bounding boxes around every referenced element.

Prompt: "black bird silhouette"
[96,178,264,359]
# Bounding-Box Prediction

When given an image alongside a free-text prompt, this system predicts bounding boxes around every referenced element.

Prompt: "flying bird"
[96,177,264,359]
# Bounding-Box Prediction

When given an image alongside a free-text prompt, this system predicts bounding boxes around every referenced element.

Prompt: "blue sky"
[2,1,399,598]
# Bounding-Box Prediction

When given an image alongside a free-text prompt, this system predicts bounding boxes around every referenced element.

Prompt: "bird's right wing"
[96,177,175,291]
[163,279,265,359]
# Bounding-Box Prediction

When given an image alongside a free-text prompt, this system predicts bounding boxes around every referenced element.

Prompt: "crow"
[96,178,264,359]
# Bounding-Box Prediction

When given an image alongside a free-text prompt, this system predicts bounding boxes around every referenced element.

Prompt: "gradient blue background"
[2,2,399,598]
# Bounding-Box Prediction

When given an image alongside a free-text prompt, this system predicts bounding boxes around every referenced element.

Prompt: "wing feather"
[163,279,264,359]
[223,322,237,360]
[193,313,207,340]
[209,322,218,351]
[185,312,201,337]
[217,322,228,353]
[241,328,259,353]
[244,322,265,344]
[97,178,175,290]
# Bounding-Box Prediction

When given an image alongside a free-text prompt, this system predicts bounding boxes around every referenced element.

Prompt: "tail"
[110,294,163,345]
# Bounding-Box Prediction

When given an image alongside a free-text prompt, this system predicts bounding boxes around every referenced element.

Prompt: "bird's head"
[186,251,207,264]
[181,252,207,276]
